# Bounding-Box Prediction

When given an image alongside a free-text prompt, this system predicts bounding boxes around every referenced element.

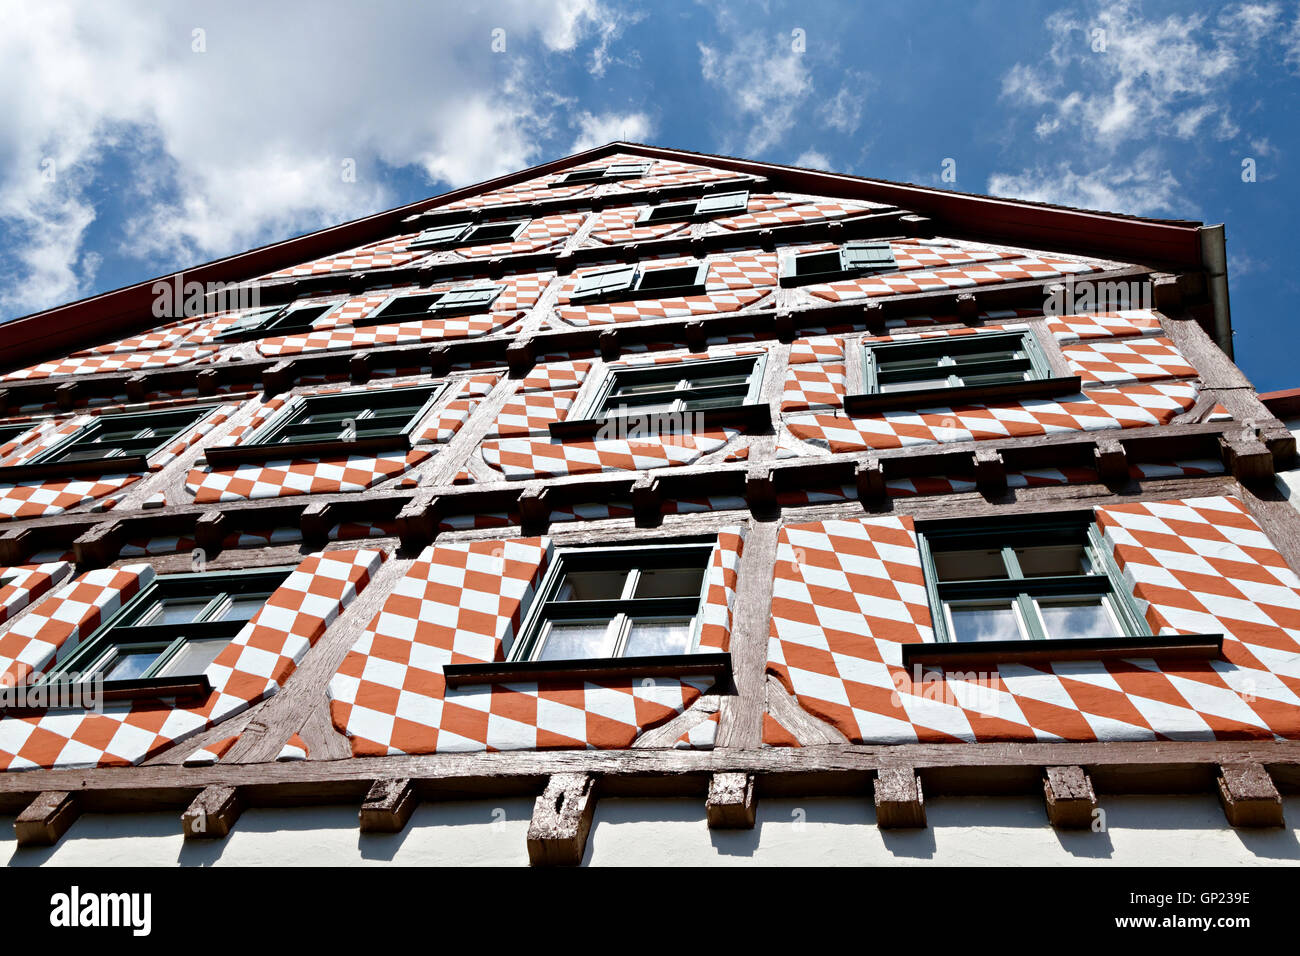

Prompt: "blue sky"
[2,0,1298,389]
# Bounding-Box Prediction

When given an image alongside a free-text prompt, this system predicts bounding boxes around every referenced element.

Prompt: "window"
[28,406,215,467]
[248,385,440,447]
[362,284,503,325]
[778,241,897,287]
[639,190,749,224]
[863,331,1052,395]
[408,219,528,251]
[551,162,651,187]
[40,567,294,686]
[589,355,765,421]
[918,514,1148,646]
[214,301,336,342]
[568,260,709,305]
[510,544,713,662]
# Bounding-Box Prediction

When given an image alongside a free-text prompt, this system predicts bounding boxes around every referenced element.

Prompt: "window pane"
[613,379,678,396]
[215,594,271,623]
[142,597,212,626]
[466,222,521,242]
[638,266,698,291]
[104,649,163,681]
[646,202,695,222]
[949,602,1021,642]
[1037,598,1116,640]
[537,622,612,660]
[555,570,626,601]
[1015,544,1093,577]
[634,567,706,599]
[795,251,841,275]
[156,637,230,677]
[624,618,693,657]
[880,378,950,393]
[59,445,126,462]
[933,549,1008,581]
[959,371,1027,386]
[685,373,749,389]
[609,399,677,416]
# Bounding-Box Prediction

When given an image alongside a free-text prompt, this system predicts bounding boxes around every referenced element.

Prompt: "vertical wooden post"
[14,791,81,847]
[1042,765,1098,829]
[527,772,597,866]
[706,772,756,829]
[874,767,926,829]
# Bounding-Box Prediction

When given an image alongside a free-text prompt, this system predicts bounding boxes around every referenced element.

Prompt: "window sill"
[443,651,731,689]
[349,305,499,329]
[548,403,769,440]
[566,284,708,307]
[900,633,1223,670]
[0,455,150,484]
[844,376,1082,415]
[0,674,212,716]
[203,433,411,467]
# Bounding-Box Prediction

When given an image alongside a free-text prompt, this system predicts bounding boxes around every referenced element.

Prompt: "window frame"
[916,512,1150,647]
[205,383,445,466]
[567,260,710,305]
[358,284,505,327]
[0,405,218,482]
[551,353,769,437]
[408,219,529,251]
[506,542,716,664]
[550,162,652,188]
[636,190,750,224]
[778,240,898,287]
[36,565,297,694]
[845,329,1081,414]
[214,301,339,342]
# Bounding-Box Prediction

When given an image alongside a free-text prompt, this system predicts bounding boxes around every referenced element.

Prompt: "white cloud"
[1001,1,1280,149]
[699,28,813,155]
[818,74,867,134]
[988,154,1186,217]
[570,111,656,153]
[794,150,832,171]
[0,0,629,319]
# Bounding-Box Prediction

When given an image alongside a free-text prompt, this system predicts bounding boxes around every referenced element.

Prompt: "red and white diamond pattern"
[256,309,522,357]
[490,389,579,437]
[0,550,382,769]
[0,475,142,522]
[457,213,586,259]
[1062,335,1196,385]
[697,527,746,653]
[0,565,153,686]
[1045,310,1165,343]
[521,360,592,392]
[785,383,1198,452]
[782,362,847,411]
[0,561,74,629]
[807,250,1102,303]
[267,234,428,278]
[584,206,690,245]
[556,252,777,326]
[481,428,736,480]
[2,345,219,381]
[715,195,874,230]
[767,503,1300,745]
[329,535,731,754]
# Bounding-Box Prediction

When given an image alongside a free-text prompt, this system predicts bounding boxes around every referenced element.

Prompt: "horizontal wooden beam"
[3,741,1296,815]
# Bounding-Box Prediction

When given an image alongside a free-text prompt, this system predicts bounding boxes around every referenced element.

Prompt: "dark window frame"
[550,162,652,188]
[35,565,297,697]
[0,405,217,482]
[846,328,1080,414]
[916,511,1150,647]
[551,353,768,437]
[507,542,715,664]
[567,260,710,305]
[408,219,529,251]
[214,301,338,342]
[637,190,750,224]
[778,241,898,287]
[357,284,505,327]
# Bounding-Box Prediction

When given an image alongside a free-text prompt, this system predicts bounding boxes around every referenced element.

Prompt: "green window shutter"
[570,265,636,303]
[695,190,749,215]
[840,241,896,272]
[430,285,503,315]
[410,222,470,248]
[605,162,650,178]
